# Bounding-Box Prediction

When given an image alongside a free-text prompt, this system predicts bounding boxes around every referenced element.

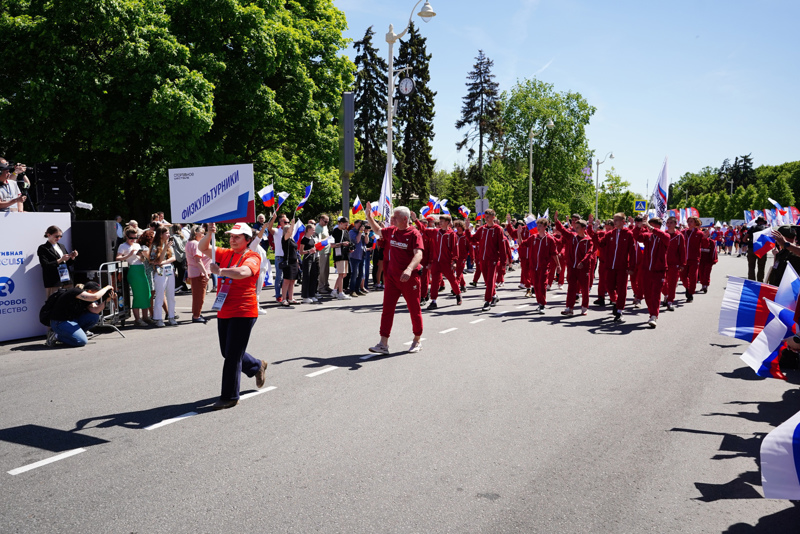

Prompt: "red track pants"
[606,268,629,310]
[644,270,665,317]
[566,267,590,309]
[430,263,461,300]
[680,260,699,297]
[479,260,499,302]
[698,262,714,287]
[532,268,549,306]
[380,271,423,338]
[662,266,681,303]
[520,258,530,287]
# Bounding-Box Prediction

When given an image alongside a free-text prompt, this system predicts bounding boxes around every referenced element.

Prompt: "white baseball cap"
[226,222,253,237]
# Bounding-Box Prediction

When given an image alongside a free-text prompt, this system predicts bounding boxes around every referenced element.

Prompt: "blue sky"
[333,0,800,198]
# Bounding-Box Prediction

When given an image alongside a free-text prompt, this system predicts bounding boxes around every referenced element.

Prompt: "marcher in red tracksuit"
[548,230,566,289]
[497,232,513,285]
[633,217,670,328]
[365,203,425,355]
[417,215,435,305]
[554,213,594,315]
[588,213,637,322]
[517,224,532,295]
[517,219,560,312]
[681,217,704,302]
[661,216,686,311]
[453,220,470,292]
[630,216,646,307]
[472,210,506,311]
[592,222,610,306]
[698,228,719,293]
[415,213,462,310]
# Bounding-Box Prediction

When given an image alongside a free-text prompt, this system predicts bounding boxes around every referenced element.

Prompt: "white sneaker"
[368,342,389,355]
[311,297,319,303]
[633,299,641,308]
[168,317,178,326]
[337,293,351,300]
[408,340,422,353]
[154,320,165,328]
[561,308,573,316]
[330,290,338,297]
[302,298,313,304]
[557,284,563,290]
[518,283,526,289]
[258,308,268,315]
[580,307,588,315]
[648,315,657,328]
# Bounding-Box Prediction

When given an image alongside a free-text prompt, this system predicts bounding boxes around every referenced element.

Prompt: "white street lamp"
[528,118,554,215]
[594,151,614,219]
[385,1,436,189]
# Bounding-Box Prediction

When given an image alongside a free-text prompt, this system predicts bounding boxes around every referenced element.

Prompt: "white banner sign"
[169,163,255,224]
[0,212,72,342]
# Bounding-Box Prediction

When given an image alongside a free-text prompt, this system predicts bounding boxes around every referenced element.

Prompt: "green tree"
[596,167,631,219]
[767,173,795,209]
[719,154,757,190]
[351,26,388,203]
[499,78,595,214]
[393,23,436,206]
[455,50,502,181]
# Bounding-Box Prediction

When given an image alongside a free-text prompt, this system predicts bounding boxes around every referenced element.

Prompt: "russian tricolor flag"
[476,212,484,221]
[427,195,438,211]
[458,205,470,218]
[315,237,332,251]
[439,199,449,215]
[743,210,753,224]
[740,299,796,380]
[420,205,431,217]
[769,197,788,217]
[370,202,380,216]
[258,184,275,207]
[292,220,305,242]
[524,215,536,231]
[761,407,800,499]
[352,195,363,214]
[276,192,290,210]
[296,183,313,212]
[753,228,777,258]
[718,276,778,342]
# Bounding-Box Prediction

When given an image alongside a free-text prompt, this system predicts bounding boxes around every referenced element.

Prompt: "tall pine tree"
[455,50,502,181]
[393,22,436,206]
[352,26,388,202]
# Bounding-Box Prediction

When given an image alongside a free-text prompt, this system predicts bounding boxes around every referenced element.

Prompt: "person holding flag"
[278,217,302,306]
[364,202,425,354]
[298,224,320,304]
[745,216,769,281]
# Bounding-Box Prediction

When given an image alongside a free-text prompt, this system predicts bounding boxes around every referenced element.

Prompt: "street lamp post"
[594,151,614,219]
[385,1,436,191]
[528,119,554,215]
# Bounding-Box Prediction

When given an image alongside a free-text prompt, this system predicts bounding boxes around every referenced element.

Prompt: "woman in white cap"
[198,222,268,410]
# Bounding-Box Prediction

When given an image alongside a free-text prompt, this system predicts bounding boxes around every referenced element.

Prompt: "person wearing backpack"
[45,282,115,347]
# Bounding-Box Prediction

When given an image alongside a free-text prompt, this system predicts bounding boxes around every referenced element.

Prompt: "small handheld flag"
[420,205,431,217]
[292,220,305,242]
[753,228,776,258]
[440,199,450,215]
[427,195,439,211]
[524,215,536,231]
[315,237,332,251]
[458,205,470,218]
[296,183,313,212]
[739,299,795,380]
[258,184,275,207]
[276,192,290,210]
[352,195,363,214]
[370,202,380,216]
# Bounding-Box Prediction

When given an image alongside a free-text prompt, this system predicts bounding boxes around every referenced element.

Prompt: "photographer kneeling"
[46,282,115,347]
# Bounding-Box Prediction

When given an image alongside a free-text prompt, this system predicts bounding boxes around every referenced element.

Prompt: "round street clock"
[398,77,416,96]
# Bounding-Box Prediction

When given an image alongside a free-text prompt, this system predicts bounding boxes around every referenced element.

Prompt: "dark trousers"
[747,252,767,282]
[302,258,319,299]
[175,260,188,290]
[217,317,260,401]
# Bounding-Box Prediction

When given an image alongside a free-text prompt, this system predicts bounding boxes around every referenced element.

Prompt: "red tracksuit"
[548,234,566,287]
[517,227,532,288]
[416,220,433,300]
[699,236,718,287]
[521,232,559,306]
[589,225,637,311]
[497,235,512,283]
[378,225,425,339]
[593,229,608,300]
[420,226,460,300]
[662,231,686,304]
[455,229,471,289]
[556,220,594,310]
[634,226,669,317]
[681,227,703,297]
[473,223,506,301]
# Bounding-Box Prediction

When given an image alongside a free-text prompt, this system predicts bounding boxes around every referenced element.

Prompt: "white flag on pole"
[651,157,669,219]
[378,161,393,221]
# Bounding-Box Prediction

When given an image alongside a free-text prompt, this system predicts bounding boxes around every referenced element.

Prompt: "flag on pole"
[378,162,393,221]
[753,228,777,257]
[739,299,796,380]
[352,195,363,214]
[295,183,313,212]
[651,157,669,219]
[524,215,537,231]
[292,220,305,242]
[542,208,549,220]
[440,199,449,215]
[258,184,275,207]
[458,205,470,218]
[276,192,290,210]
[761,408,800,499]
[315,237,333,251]
[718,276,778,341]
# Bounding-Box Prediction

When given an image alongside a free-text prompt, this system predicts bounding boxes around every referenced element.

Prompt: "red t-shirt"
[380,226,424,277]
[215,247,261,319]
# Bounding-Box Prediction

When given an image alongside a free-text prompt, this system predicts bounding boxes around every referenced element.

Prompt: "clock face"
[399,78,415,95]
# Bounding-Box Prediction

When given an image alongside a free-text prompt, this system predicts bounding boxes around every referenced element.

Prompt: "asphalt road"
[1,254,799,533]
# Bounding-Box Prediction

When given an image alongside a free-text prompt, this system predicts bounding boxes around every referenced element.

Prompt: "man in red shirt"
[554,212,594,315]
[681,216,704,303]
[517,219,560,313]
[472,209,506,311]
[588,212,636,322]
[661,216,686,312]
[633,217,670,328]
[414,213,462,310]
[365,203,425,354]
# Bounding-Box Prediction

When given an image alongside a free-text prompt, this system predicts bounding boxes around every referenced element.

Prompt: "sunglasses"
[54,235,63,239]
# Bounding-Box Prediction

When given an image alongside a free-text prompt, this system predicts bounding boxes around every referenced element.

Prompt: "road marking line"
[306,366,338,377]
[470,318,485,324]
[439,328,458,334]
[360,353,376,360]
[145,412,198,431]
[494,310,509,316]
[8,448,86,475]
[403,338,427,345]
[515,304,529,309]
[240,386,277,400]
